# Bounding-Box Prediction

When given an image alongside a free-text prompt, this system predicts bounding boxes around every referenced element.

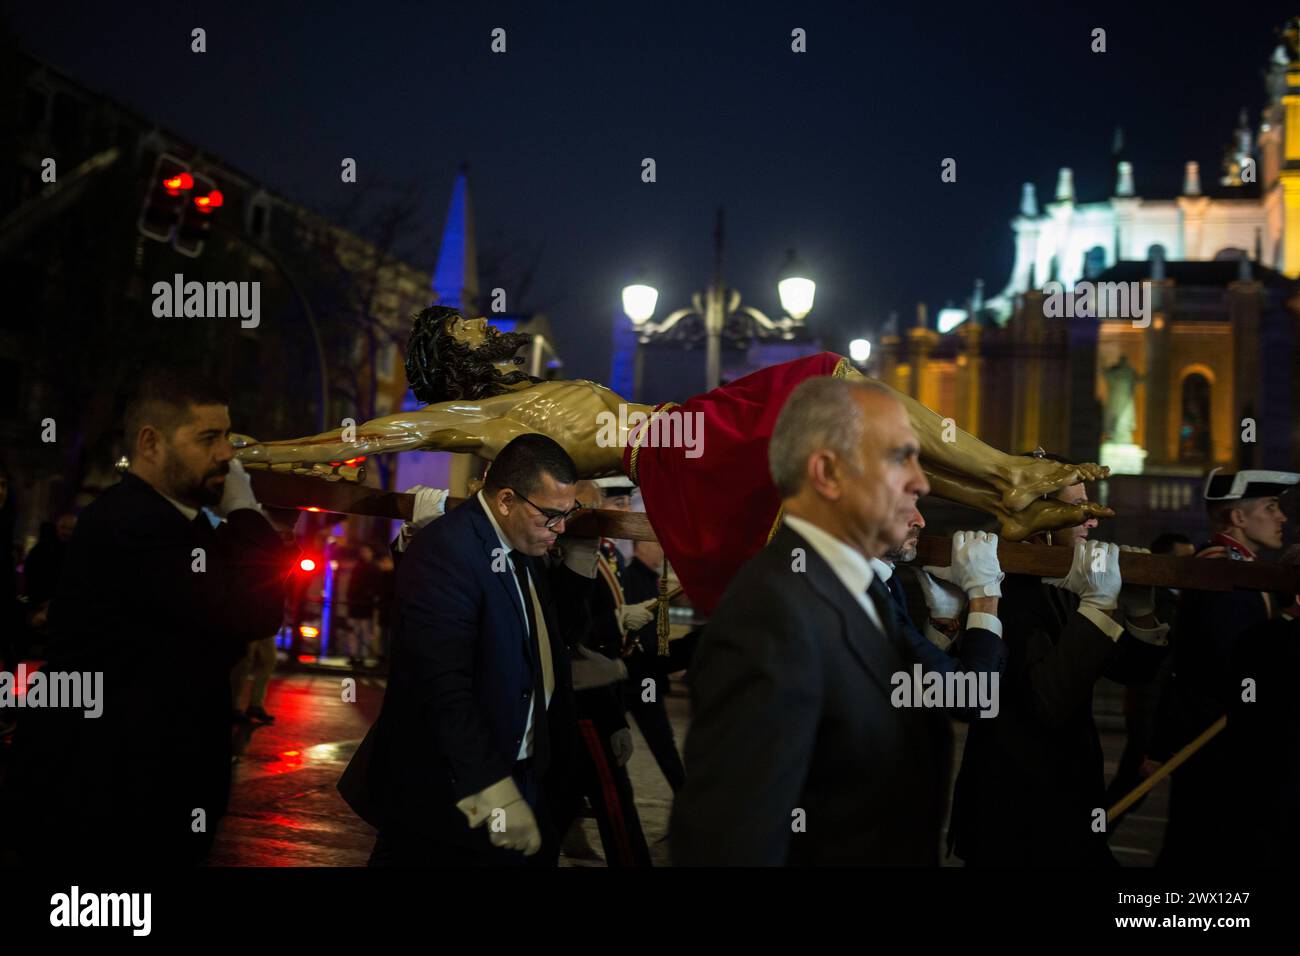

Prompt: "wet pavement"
[211,671,385,866]
[210,671,1167,866]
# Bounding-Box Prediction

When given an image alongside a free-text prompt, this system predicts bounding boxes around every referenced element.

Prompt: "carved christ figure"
[236,307,1113,612]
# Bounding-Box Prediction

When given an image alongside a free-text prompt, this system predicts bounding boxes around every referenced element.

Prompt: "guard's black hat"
[1202,468,1300,501]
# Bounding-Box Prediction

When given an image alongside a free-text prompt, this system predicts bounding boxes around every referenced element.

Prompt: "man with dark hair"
[1153,469,1296,866]
[347,433,599,866]
[8,369,287,865]
[949,451,1171,866]
[872,506,1009,721]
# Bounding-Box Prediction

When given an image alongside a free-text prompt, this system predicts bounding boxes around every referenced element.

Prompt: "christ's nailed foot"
[994,458,1110,513]
[998,498,1115,542]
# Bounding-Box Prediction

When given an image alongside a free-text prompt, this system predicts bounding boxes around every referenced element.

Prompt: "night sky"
[6,1,1293,382]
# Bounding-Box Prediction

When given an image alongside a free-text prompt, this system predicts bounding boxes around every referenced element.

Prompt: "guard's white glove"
[923,530,1004,598]
[610,728,634,767]
[1117,545,1156,618]
[570,644,628,690]
[616,598,657,634]
[1045,540,1121,611]
[217,458,260,516]
[915,570,966,620]
[406,485,448,529]
[394,485,449,552]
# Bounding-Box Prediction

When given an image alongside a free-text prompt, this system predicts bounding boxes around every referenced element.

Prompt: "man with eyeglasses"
[350,434,600,866]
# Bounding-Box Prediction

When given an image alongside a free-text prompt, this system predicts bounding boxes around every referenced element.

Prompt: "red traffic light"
[174,172,220,256]
[299,557,318,573]
[139,153,191,243]
[163,171,194,194]
[193,189,224,213]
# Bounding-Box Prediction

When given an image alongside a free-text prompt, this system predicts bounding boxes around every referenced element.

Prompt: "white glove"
[487,798,542,855]
[1117,545,1156,617]
[456,775,541,856]
[616,599,656,634]
[915,570,966,619]
[610,728,634,767]
[1045,540,1121,611]
[923,530,1004,598]
[559,535,599,579]
[570,644,628,690]
[217,458,260,516]
[405,485,448,529]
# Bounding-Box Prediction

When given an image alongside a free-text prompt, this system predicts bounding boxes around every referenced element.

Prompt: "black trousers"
[573,717,651,866]
[624,659,686,793]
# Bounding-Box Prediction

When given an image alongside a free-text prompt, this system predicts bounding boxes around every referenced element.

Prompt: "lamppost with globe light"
[621,207,815,394]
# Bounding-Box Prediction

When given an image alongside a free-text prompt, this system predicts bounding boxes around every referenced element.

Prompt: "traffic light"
[137,153,191,242]
[174,171,224,257]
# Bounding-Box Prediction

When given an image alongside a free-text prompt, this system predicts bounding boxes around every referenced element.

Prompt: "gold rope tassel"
[657,560,670,657]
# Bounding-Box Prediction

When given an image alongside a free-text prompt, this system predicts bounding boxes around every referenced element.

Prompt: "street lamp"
[621,207,814,391]
[621,283,658,324]
[849,338,871,364]
[777,250,816,320]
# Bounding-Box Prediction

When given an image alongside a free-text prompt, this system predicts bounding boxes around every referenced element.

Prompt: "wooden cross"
[249,469,1300,595]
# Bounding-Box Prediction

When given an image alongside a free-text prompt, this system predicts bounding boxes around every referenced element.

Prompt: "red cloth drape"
[623,352,846,616]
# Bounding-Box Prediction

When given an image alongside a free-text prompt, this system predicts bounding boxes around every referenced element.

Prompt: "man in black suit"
[8,370,287,865]
[356,434,597,866]
[873,507,1008,721]
[672,376,963,865]
[948,455,1170,866]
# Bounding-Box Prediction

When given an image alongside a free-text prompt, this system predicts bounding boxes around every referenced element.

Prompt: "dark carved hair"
[484,434,578,498]
[405,306,539,405]
[124,369,226,449]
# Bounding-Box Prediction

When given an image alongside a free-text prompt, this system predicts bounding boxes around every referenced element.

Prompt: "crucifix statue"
[235,306,1115,613]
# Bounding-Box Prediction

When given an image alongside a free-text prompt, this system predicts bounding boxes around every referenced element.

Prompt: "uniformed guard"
[1153,468,1297,866]
[561,478,653,865]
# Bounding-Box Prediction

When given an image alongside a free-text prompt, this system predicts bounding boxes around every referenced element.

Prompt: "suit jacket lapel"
[468,501,531,651]
[774,525,899,698]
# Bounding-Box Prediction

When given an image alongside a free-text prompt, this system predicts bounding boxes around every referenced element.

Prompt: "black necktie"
[510,550,549,769]
[868,575,914,664]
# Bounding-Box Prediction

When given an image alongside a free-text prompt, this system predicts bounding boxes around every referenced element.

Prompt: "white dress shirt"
[161,492,199,521]
[477,492,553,760]
[783,514,884,633]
